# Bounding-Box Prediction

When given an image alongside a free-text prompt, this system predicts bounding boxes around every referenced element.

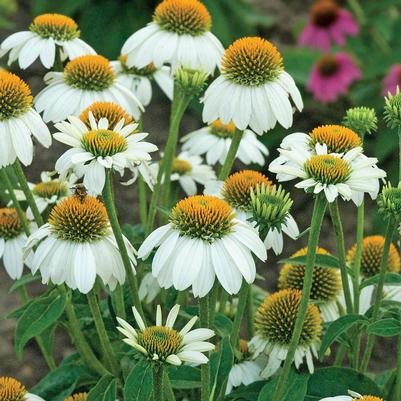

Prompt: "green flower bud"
[174,68,208,96]
[384,87,401,130]
[343,106,377,137]
[377,182,401,221]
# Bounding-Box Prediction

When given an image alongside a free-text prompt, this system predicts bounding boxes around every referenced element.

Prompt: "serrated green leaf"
[319,314,368,359]
[124,359,153,401]
[87,374,116,401]
[368,318,401,337]
[360,273,401,289]
[226,380,266,400]
[279,253,339,269]
[168,365,201,389]
[15,290,68,358]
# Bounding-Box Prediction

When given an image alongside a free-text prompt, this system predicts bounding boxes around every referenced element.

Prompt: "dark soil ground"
[0,0,397,389]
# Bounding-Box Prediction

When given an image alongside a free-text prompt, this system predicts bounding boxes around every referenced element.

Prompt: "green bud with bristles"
[250,183,293,236]
[377,182,401,221]
[384,87,401,130]
[174,68,208,97]
[343,106,377,137]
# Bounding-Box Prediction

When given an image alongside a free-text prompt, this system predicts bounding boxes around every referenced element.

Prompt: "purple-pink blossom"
[307,53,361,103]
[382,64,401,96]
[299,0,359,51]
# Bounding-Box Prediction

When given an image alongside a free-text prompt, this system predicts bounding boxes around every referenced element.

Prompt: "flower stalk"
[273,193,327,401]
[199,296,210,401]
[230,282,250,348]
[218,128,242,180]
[153,365,164,401]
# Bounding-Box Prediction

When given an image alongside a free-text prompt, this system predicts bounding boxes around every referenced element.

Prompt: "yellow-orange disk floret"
[222,170,271,210]
[80,102,133,128]
[279,247,341,302]
[0,71,33,120]
[81,129,128,158]
[221,37,284,86]
[0,377,27,401]
[138,326,182,360]
[153,0,212,36]
[48,194,109,242]
[347,235,401,278]
[118,55,157,76]
[29,13,80,41]
[309,125,362,153]
[64,393,88,401]
[170,195,235,241]
[0,208,23,240]
[255,289,322,346]
[304,154,351,184]
[172,158,192,175]
[209,119,237,138]
[33,180,69,200]
[352,397,384,401]
[64,55,115,91]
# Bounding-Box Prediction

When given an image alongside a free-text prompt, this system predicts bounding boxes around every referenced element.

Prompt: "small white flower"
[138,195,267,297]
[117,304,215,366]
[0,71,51,167]
[123,161,157,190]
[53,112,157,195]
[35,55,144,123]
[181,119,268,166]
[111,57,173,106]
[121,0,223,73]
[202,37,302,134]
[139,272,162,304]
[0,13,95,69]
[151,151,216,196]
[269,143,386,206]
[319,391,381,401]
[24,194,136,293]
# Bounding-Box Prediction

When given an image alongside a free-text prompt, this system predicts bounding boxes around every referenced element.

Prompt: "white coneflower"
[181,119,269,166]
[138,195,267,297]
[34,55,143,122]
[250,289,322,377]
[202,37,303,134]
[226,340,262,394]
[0,208,30,280]
[319,391,384,401]
[0,71,51,167]
[117,304,215,365]
[269,143,386,205]
[27,171,76,219]
[139,272,162,303]
[0,376,46,401]
[152,151,216,196]
[54,112,157,195]
[0,13,95,69]
[111,56,173,106]
[121,0,224,74]
[279,247,342,322]
[24,193,136,293]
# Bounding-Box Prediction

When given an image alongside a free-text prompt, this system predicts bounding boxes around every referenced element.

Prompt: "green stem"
[208,283,218,329]
[395,333,401,401]
[13,160,44,227]
[399,128,401,182]
[328,201,353,314]
[247,285,255,338]
[199,296,210,401]
[163,370,177,401]
[114,284,126,320]
[218,129,242,180]
[334,344,347,366]
[60,287,109,376]
[273,194,327,401]
[102,170,145,322]
[53,47,64,72]
[218,290,229,314]
[360,219,396,372]
[0,168,30,235]
[87,290,119,376]
[138,176,148,225]
[153,365,164,401]
[230,282,250,348]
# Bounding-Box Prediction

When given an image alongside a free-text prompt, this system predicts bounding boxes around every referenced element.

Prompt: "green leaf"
[168,365,200,389]
[226,381,266,400]
[87,374,117,401]
[15,290,68,358]
[213,313,233,338]
[124,359,153,401]
[209,336,234,400]
[257,370,309,401]
[279,253,339,269]
[360,273,401,289]
[368,318,401,337]
[9,273,40,293]
[305,367,382,400]
[319,314,368,358]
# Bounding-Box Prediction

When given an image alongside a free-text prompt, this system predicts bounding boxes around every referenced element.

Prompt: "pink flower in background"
[299,0,359,51]
[382,64,401,95]
[307,53,361,103]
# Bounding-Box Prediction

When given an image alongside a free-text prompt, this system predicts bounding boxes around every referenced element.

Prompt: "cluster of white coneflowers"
[0,1,399,401]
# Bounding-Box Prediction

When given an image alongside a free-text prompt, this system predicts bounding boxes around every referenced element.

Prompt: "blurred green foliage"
[31,0,273,58]
[0,0,17,29]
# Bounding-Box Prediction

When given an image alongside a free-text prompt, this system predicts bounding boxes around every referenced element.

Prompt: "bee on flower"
[0,377,45,401]
[203,37,303,134]
[117,304,214,365]
[111,56,173,106]
[35,55,144,123]
[121,0,224,74]
[138,195,267,297]
[0,13,95,69]
[181,120,269,166]
[0,71,51,167]
[24,192,136,294]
